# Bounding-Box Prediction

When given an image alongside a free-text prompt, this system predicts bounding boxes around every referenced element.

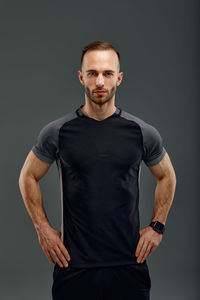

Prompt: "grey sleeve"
[142,123,166,167]
[31,121,59,164]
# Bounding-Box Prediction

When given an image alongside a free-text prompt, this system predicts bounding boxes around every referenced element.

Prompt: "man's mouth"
[95,91,106,94]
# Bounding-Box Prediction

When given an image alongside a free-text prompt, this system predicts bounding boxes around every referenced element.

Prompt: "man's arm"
[18,150,71,268]
[135,152,176,263]
[148,151,176,224]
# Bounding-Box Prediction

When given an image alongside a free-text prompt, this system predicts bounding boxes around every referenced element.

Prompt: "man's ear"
[117,72,123,86]
[78,70,84,86]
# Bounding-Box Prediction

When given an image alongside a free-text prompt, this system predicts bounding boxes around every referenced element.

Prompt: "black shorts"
[52,261,151,300]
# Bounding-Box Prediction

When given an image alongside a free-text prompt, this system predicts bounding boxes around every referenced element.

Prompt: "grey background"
[0,0,199,299]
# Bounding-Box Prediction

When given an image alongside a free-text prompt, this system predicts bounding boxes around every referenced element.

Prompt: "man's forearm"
[19,175,51,234]
[151,176,176,225]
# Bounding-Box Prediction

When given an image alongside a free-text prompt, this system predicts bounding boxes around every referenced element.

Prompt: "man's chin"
[87,95,107,104]
[93,98,111,105]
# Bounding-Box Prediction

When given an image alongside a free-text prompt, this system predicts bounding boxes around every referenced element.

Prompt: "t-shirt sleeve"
[142,122,166,167]
[31,121,58,164]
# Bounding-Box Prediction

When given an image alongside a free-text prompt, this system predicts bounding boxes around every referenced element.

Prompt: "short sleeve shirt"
[31,104,166,268]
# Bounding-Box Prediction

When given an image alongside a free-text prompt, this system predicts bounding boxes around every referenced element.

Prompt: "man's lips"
[94,91,106,94]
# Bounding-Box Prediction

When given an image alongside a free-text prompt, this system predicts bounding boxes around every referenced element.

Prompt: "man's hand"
[135,226,163,263]
[37,225,71,268]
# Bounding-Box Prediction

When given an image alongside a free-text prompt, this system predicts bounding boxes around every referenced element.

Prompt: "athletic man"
[18,41,176,300]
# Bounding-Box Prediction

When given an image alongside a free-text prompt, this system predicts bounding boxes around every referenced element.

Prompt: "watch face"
[156,221,164,231]
[155,222,164,232]
[152,221,165,233]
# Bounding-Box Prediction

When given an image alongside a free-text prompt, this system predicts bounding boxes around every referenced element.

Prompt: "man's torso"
[32,104,166,268]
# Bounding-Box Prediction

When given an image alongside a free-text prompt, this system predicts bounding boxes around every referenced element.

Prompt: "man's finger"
[44,249,56,265]
[135,238,144,257]
[51,248,66,268]
[58,243,71,261]
[140,243,153,262]
[137,241,148,263]
[55,246,69,267]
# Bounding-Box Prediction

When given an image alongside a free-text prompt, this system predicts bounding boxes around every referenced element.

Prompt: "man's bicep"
[148,151,176,181]
[20,150,52,182]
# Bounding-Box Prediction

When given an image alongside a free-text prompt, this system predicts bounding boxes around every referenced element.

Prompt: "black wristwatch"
[149,221,165,234]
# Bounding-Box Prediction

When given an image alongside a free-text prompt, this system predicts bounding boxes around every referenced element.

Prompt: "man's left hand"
[135,226,163,263]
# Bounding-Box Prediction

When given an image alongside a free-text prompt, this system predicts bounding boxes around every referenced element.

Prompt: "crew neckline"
[76,104,121,123]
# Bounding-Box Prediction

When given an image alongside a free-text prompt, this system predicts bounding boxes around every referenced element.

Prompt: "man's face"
[78,50,123,106]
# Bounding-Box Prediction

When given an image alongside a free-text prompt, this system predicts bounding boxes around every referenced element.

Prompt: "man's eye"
[88,72,113,76]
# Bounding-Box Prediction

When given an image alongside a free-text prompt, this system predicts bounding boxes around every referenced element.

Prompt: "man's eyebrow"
[86,69,115,73]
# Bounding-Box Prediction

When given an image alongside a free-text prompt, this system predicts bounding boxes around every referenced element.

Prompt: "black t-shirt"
[31,104,166,268]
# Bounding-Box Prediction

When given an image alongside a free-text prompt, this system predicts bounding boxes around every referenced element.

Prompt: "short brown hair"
[81,40,120,71]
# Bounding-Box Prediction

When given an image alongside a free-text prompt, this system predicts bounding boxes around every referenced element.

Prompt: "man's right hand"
[37,225,71,268]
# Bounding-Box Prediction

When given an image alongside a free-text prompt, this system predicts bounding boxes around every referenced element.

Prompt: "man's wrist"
[149,220,165,234]
[34,219,52,234]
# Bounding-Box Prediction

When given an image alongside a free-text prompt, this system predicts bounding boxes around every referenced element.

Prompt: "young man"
[18,41,176,300]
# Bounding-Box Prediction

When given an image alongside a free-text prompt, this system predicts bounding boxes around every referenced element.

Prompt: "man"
[18,40,176,300]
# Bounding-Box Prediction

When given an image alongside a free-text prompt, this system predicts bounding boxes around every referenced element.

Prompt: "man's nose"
[96,74,104,86]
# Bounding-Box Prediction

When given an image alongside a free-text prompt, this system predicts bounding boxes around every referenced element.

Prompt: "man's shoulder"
[120,109,163,140]
[39,110,78,134]
[120,109,149,128]
[34,110,78,144]
[45,110,78,129]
